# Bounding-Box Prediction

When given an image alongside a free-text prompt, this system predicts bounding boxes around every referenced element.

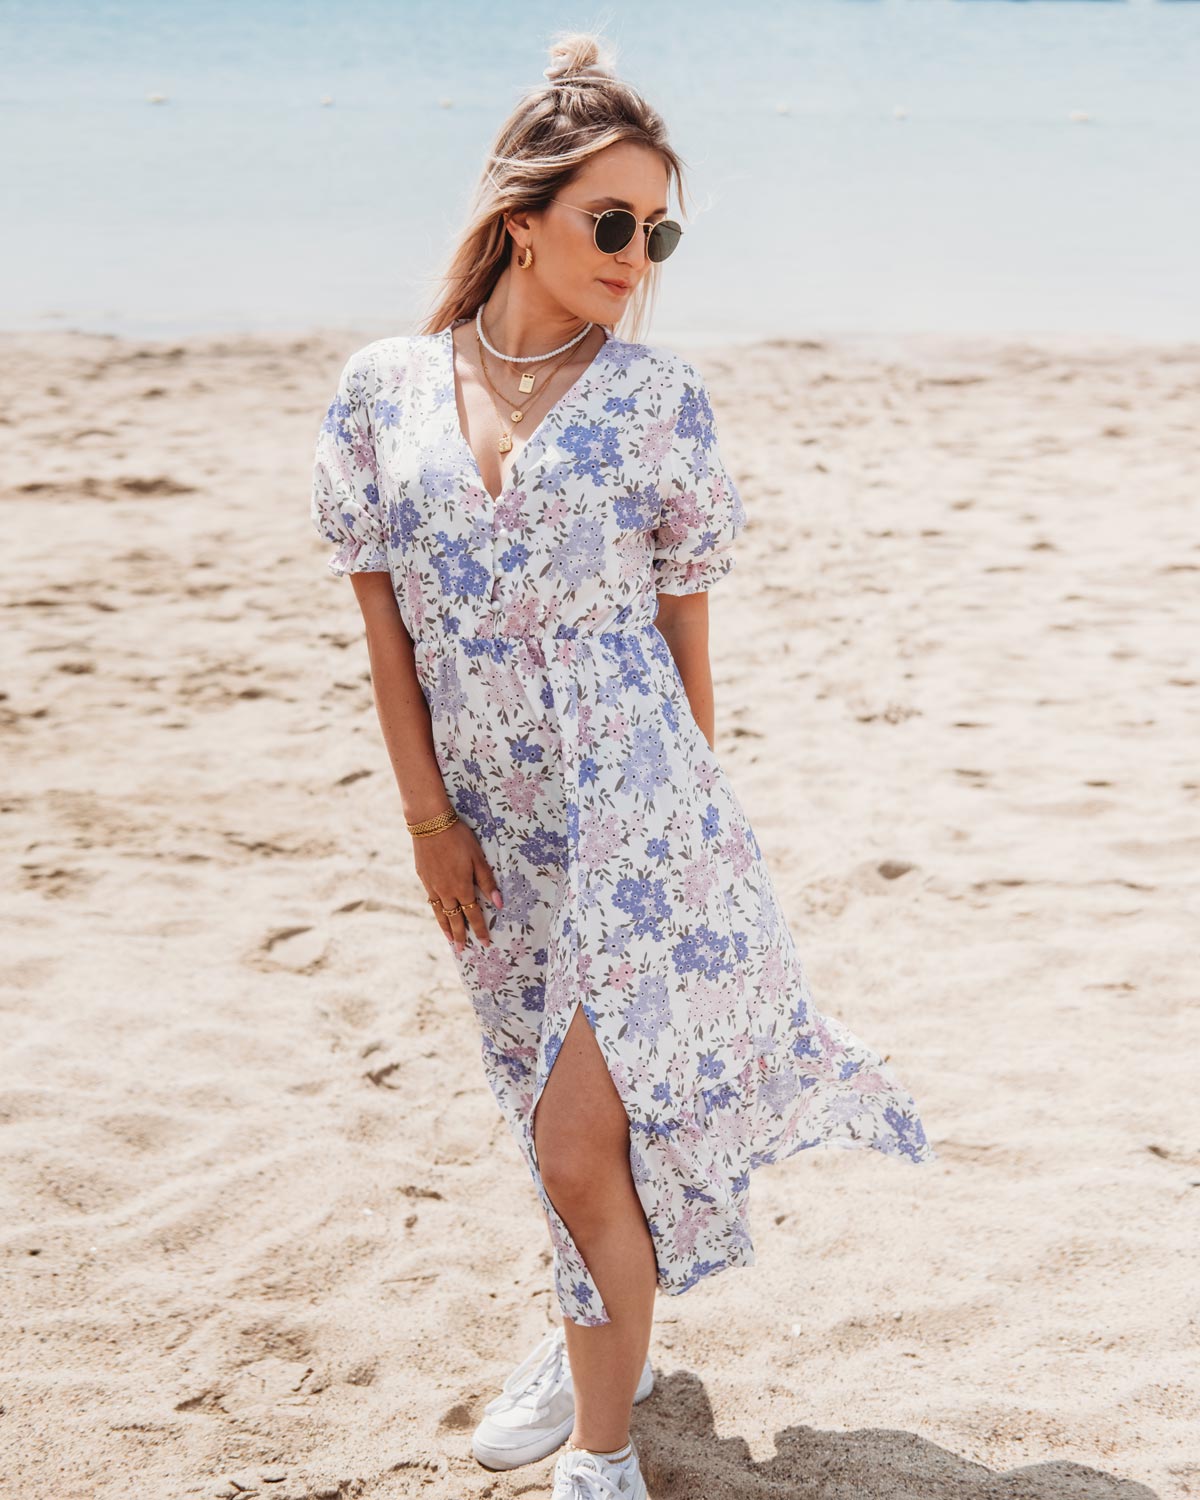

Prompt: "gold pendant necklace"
[475,333,577,454]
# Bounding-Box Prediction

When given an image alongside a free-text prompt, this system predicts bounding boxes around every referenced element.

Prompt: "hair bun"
[543,59,610,83]
[543,33,617,85]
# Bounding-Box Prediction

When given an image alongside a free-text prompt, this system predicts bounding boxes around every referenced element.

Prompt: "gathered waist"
[432,615,662,663]
[413,613,688,765]
[470,616,657,641]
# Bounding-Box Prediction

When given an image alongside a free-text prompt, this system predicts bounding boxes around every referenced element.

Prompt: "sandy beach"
[2,325,1197,1499]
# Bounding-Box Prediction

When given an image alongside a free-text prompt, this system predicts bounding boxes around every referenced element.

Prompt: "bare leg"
[532,1003,658,1453]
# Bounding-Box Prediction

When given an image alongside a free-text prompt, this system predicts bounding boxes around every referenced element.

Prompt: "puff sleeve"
[651,360,748,597]
[310,343,390,576]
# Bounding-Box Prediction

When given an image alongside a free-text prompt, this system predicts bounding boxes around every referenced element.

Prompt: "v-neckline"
[444,319,613,504]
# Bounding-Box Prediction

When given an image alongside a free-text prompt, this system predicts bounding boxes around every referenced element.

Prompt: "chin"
[585,285,624,311]
[592,295,624,322]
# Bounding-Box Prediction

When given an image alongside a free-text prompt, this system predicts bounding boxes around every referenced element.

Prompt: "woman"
[311,31,936,1500]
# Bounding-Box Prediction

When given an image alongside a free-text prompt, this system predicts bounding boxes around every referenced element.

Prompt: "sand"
[1,325,1197,1499]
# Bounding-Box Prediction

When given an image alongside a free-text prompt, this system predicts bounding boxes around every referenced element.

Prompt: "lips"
[599,279,631,294]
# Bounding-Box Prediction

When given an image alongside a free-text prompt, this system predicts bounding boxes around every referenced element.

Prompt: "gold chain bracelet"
[407,807,459,838]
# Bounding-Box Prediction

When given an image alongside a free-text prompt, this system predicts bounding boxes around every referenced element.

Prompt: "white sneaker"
[471,1325,655,1471]
[551,1439,648,1499]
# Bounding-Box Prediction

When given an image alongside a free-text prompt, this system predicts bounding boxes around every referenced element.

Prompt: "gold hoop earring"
[518,244,534,269]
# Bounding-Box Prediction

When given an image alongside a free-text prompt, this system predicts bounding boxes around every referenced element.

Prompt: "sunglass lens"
[594,209,637,254]
[647,219,682,263]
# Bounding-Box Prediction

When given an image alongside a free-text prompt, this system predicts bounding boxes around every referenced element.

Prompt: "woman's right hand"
[412,817,502,951]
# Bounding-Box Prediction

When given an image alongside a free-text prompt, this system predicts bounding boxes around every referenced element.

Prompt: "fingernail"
[490,889,503,909]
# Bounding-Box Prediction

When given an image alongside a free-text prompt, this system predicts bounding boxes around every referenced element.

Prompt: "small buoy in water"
[894,104,908,119]
[1069,109,1091,123]
[776,102,791,115]
[146,92,167,104]
[320,95,334,107]
[438,97,454,109]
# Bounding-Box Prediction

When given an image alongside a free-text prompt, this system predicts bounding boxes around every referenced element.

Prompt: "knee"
[537,1128,624,1217]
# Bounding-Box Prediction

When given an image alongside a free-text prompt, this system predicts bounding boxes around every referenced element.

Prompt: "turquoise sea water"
[2,0,1199,342]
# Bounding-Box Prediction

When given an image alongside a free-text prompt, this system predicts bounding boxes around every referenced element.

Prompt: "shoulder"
[329,340,382,405]
[599,336,702,391]
[634,339,708,385]
[335,333,444,405]
[652,349,709,393]
[337,334,410,379]
[339,331,442,374]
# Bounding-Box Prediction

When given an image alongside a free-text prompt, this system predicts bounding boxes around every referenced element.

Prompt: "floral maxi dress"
[311,320,937,1327]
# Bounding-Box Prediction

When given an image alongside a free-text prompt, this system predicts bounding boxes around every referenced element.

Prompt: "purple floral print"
[311,320,937,1327]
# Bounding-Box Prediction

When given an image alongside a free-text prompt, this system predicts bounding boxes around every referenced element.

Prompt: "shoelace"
[482,1326,567,1420]
[556,1452,629,1499]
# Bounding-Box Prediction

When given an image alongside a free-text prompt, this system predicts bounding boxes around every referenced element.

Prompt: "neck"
[477,272,599,357]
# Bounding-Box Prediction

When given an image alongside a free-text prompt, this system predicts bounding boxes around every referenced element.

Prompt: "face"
[508,141,673,325]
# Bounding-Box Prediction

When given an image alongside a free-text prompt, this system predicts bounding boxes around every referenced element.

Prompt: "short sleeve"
[651,360,748,597]
[310,343,390,577]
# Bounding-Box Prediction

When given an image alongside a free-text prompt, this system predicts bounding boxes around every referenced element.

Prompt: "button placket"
[487,492,503,609]
[490,481,521,611]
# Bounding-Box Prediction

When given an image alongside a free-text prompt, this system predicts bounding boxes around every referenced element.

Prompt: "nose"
[614,226,649,274]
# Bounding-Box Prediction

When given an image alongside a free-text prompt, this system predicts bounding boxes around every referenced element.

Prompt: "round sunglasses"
[550,199,684,264]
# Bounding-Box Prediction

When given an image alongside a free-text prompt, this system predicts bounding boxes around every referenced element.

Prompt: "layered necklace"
[473,304,593,454]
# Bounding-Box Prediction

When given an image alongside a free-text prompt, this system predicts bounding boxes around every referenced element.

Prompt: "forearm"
[656,606,716,749]
[351,578,450,823]
[366,635,451,821]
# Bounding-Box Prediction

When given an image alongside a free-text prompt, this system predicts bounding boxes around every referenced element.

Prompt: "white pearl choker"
[474,304,593,364]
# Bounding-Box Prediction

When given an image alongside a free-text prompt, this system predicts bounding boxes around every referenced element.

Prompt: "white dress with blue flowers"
[311,319,937,1328]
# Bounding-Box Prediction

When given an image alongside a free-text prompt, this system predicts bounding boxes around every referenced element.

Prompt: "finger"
[475,859,503,911]
[461,891,493,948]
[425,893,454,945]
[440,894,470,948]
[452,895,482,946]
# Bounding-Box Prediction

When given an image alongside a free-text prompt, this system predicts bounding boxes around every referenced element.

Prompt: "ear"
[503,208,535,244]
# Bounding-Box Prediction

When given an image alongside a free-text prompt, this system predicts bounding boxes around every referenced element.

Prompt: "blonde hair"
[416,30,690,346]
